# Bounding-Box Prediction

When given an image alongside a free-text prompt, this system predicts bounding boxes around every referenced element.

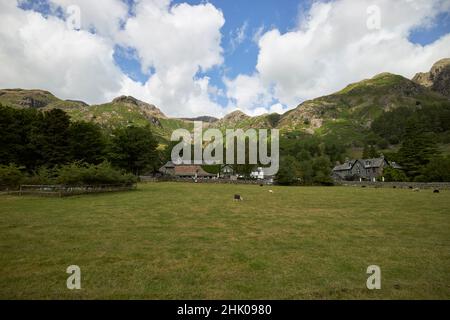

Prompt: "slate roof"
[333,160,358,171]
[333,157,402,172]
[162,161,175,168]
[362,158,386,168]
[390,161,403,169]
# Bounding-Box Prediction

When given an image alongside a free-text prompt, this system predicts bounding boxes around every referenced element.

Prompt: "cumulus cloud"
[224,74,273,112]
[0,0,124,104]
[49,0,129,38]
[1,0,226,117]
[2,0,450,118]
[254,0,450,107]
[115,0,226,117]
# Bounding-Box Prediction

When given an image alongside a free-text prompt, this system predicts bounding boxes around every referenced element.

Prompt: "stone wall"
[338,181,450,190]
[139,176,273,185]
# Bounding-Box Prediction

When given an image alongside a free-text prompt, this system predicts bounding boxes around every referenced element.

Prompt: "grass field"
[1,183,449,299]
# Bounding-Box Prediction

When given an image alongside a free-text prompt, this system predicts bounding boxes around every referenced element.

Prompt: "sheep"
[234,194,243,201]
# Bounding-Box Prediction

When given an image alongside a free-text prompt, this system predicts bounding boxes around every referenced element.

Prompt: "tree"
[108,126,158,175]
[383,167,408,182]
[298,160,314,184]
[29,108,71,168]
[363,144,379,159]
[276,156,301,185]
[398,116,439,178]
[416,156,450,182]
[0,106,39,168]
[312,156,333,185]
[68,121,106,164]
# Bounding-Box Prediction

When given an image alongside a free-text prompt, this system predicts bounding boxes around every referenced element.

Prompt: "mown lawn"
[0,183,449,299]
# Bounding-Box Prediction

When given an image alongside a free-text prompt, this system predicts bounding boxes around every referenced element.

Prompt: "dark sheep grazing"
[234,194,243,201]
[433,190,440,194]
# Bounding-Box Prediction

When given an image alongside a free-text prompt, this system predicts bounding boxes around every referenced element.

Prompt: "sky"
[1,0,450,118]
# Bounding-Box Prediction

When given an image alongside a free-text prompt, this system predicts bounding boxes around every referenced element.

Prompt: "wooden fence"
[13,184,137,197]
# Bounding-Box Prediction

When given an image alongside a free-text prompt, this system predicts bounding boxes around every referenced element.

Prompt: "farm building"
[159,161,216,179]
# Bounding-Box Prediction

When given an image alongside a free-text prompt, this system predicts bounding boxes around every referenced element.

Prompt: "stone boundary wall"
[139,176,273,185]
[338,181,450,190]
[140,176,450,189]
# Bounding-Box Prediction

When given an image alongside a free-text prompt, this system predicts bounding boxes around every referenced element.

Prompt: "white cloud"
[115,0,226,117]
[224,74,273,111]
[0,0,227,117]
[252,25,266,44]
[49,0,129,38]
[253,0,450,107]
[230,21,248,52]
[2,0,450,118]
[0,0,123,104]
[118,73,226,117]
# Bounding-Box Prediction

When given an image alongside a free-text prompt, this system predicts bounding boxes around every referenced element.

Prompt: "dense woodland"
[1,104,449,186]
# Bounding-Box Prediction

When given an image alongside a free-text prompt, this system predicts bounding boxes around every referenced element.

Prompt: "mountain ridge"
[1,57,449,145]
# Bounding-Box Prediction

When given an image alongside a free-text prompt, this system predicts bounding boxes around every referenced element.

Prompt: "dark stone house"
[332,156,402,181]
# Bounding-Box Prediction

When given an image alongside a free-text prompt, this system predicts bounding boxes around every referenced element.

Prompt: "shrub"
[24,167,58,185]
[56,162,137,186]
[0,164,25,187]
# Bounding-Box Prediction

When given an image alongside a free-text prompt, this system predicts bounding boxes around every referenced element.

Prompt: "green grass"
[1,183,449,299]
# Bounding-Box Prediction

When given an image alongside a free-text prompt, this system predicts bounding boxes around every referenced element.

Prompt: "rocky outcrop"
[182,116,218,123]
[412,58,450,98]
[213,110,250,128]
[0,89,57,108]
[112,95,167,120]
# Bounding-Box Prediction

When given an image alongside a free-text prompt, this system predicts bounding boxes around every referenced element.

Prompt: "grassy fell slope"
[277,73,449,145]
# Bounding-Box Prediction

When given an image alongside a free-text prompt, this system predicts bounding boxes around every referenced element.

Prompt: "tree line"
[1,102,449,186]
[0,105,159,186]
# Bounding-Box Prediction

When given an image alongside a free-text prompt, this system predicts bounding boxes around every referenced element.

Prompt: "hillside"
[1,57,449,147]
[277,72,449,145]
[211,110,281,131]
[0,90,191,142]
[0,88,87,109]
